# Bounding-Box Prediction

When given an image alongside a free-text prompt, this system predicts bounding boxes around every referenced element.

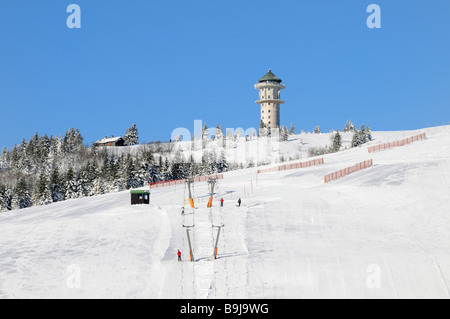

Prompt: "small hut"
[94,136,125,147]
[130,190,150,205]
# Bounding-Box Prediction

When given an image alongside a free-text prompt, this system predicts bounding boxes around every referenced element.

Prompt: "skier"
[181,207,185,216]
[220,198,224,207]
[177,250,182,262]
[238,198,241,207]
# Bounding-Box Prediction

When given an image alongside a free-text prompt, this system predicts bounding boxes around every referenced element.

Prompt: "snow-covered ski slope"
[1,126,450,299]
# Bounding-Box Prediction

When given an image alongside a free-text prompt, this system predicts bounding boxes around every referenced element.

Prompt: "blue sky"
[0,0,449,148]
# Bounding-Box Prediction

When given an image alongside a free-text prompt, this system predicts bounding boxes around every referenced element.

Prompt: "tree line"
[0,127,229,212]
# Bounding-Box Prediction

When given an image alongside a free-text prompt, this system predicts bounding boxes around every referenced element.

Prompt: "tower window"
[268,103,271,106]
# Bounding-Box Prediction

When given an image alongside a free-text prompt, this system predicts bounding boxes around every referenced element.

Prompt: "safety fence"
[324,159,373,184]
[193,174,224,183]
[149,174,224,189]
[257,158,325,174]
[368,133,426,153]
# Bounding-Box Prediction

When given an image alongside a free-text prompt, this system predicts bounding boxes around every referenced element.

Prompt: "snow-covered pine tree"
[0,184,13,212]
[199,153,209,176]
[217,150,228,173]
[124,123,139,146]
[172,135,182,142]
[0,147,10,169]
[314,126,321,134]
[351,130,361,148]
[125,155,140,189]
[50,167,65,203]
[35,172,52,206]
[331,130,342,153]
[187,155,199,178]
[65,166,79,199]
[213,124,225,147]
[78,164,92,197]
[201,122,209,149]
[208,150,218,174]
[63,128,83,154]
[364,125,373,142]
[36,134,50,173]
[280,126,289,141]
[87,161,100,196]
[289,122,295,135]
[258,120,269,137]
[12,177,32,210]
[344,120,356,133]
[94,174,106,196]
[351,125,372,148]
[107,157,120,192]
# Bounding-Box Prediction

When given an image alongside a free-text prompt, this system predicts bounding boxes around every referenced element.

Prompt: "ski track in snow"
[1,126,450,298]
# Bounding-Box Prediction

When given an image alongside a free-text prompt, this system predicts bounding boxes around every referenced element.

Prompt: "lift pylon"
[183,224,195,262]
[207,178,217,208]
[212,224,224,260]
[186,179,195,209]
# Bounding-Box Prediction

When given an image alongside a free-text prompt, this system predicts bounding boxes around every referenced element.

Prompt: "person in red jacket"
[177,250,182,262]
[220,198,224,207]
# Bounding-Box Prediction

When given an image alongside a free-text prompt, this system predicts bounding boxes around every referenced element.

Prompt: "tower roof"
[258,69,282,83]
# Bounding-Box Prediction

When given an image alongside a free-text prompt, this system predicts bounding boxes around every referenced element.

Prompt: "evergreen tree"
[12,177,32,210]
[87,161,99,196]
[314,126,321,134]
[201,122,209,148]
[289,122,296,135]
[331,130,342,153]
[50,167,66,203]
[213,124,224,142]
[125,155,140,189]
[0,147,10,169]
[344,120,356,133]
[351,124,372,148]
[36,134,50,172]
[78,164,93,197]
[0,184,13,212]
[172,134,182,142]
[258,120,269,137]
[124,123,139,146]
[35,172,52,206]
[351,130,362,148]
[208,150,218,174]
[217,151,228,173]
[364,125,373,142]
[63,128,83,154]
[65,166,79,199]
[187,155,199,178]
[280,126,289,141]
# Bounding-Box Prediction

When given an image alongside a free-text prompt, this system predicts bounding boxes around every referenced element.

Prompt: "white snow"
[1,125,450,299]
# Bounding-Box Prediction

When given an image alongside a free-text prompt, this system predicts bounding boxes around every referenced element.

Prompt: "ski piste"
[1,126,449,298]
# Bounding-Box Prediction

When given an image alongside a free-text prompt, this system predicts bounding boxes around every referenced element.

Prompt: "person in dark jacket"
[238,198,241,207]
